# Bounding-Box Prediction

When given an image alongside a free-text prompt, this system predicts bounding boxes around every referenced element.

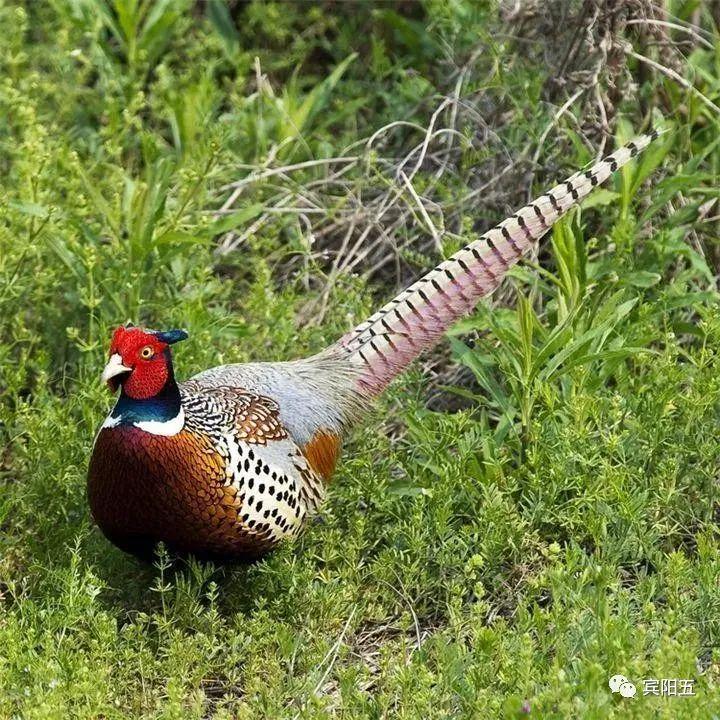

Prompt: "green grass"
[2,1,720,717]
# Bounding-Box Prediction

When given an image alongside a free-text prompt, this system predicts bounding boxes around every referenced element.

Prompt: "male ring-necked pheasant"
[88,130,660,561]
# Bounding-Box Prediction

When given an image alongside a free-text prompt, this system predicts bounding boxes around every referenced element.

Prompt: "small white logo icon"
[609,674,637,698]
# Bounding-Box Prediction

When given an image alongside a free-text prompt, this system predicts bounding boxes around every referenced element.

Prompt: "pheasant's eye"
[140,346,154,359]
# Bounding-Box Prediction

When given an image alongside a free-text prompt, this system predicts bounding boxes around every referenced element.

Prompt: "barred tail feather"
[334,130,662,396]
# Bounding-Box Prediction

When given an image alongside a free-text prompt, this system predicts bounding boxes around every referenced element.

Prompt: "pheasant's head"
[102,325,188,398]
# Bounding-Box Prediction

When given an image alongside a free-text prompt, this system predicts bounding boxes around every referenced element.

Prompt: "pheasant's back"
[88,380,335,561]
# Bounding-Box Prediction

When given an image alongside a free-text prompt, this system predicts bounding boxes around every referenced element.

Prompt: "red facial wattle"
[104,327,172,399]
[123,353,169,399]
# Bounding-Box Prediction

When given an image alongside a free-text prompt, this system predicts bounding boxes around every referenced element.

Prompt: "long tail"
[332,129,662,396]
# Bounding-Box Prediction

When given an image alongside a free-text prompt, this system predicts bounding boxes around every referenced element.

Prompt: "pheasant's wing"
[180,381,326,543]
[190,359,363,446]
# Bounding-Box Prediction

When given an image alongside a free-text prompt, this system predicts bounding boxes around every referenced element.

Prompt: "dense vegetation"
[1,1,719,717]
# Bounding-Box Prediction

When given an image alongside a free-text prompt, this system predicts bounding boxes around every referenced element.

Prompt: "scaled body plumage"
[88,131,661,561]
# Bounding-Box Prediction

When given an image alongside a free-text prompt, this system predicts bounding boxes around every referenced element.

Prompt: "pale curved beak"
[101,353,132,385]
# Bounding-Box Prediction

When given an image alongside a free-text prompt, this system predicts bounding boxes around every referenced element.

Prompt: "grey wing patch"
[190,357,368,445]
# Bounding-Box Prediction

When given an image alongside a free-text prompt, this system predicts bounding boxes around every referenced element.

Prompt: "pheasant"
[88,130,660,561]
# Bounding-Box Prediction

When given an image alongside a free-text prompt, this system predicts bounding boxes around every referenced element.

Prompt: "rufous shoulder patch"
[302,430,341,481]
